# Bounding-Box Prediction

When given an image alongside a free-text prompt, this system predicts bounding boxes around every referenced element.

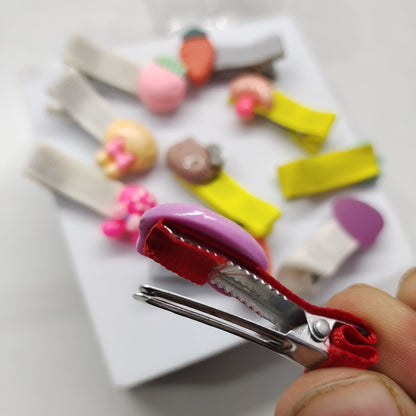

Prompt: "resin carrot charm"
[180,28,216,85]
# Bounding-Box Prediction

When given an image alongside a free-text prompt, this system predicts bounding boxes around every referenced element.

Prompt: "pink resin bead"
[102,185,157,243]
[235,96,256,120]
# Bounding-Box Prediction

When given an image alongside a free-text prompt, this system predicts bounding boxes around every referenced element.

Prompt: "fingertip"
[274,368,366,415]
[325,283,384,318]
[276,370,415,416]
[326,283,374,308]
[321,282,416,400]
[397,267,416,310]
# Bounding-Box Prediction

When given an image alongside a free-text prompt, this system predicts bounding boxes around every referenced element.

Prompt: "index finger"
[326,284,416,400]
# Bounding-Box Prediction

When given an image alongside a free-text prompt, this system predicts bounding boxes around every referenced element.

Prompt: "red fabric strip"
[142,220,378,370]
[142,220,228,284]
[249,264,378,369]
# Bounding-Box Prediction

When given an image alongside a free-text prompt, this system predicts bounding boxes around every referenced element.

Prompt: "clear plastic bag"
[146,0,281,35]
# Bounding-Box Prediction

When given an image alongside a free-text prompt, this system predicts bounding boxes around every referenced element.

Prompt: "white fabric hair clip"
[48,69,158,179]
[26,143,157,243]
[277,197,384,295]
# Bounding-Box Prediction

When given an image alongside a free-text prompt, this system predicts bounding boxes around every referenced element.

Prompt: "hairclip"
[135,203,378,370]
[166,138,281,238]
[48,69,158,179]
[180,28,284,85]
[26,143,156,243]
[277,197,384,295]
[278,144,379,199]
[63,35,187,114]
[63,31,283,109]
[229,73,336,153]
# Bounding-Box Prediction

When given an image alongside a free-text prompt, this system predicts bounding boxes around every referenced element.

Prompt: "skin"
[275,268,416,416]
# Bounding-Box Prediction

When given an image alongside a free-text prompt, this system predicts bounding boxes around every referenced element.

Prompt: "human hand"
[275,268,416,416]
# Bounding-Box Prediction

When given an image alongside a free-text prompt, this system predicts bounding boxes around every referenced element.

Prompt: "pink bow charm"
[105,137,136,172]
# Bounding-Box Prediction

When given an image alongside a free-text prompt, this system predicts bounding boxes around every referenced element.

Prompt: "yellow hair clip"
[167,138,281,238]
[278,144,379,199]
[229,73,336,153]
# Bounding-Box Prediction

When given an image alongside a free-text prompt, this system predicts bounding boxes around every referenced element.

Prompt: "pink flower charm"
[102,185,157,243]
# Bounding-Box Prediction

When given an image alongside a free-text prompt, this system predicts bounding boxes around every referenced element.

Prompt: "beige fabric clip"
[25,143,157,243]
[26,143,122,216]
[48,69,117,141]
[64,35,140,95]
[276,197,384,296]
[47,70,158,179]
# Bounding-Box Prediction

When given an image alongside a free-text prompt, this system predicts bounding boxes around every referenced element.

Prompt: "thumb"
[275,368,416,416]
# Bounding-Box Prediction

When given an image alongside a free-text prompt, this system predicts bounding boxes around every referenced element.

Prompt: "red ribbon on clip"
[143,219,378,371]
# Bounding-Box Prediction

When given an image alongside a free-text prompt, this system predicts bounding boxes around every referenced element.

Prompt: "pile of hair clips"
[25,25,384,372]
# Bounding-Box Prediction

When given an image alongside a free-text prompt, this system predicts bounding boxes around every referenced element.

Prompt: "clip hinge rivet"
[312,319,331,341]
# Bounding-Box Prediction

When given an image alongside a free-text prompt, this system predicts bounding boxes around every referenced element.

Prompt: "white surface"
[22,16,412,388]
[2,1,416,415]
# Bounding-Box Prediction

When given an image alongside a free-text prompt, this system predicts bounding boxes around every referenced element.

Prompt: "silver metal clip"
[134,284,342,370]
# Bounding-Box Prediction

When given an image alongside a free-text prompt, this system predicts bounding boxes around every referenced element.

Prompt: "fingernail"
[292,376,402,416]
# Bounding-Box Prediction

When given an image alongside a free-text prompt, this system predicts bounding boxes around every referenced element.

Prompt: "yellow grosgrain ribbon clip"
[166,138,281,237]
[278,144,379,199]
[182,171,281,238]
[256,91,336,153]
[229,74,336,153]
